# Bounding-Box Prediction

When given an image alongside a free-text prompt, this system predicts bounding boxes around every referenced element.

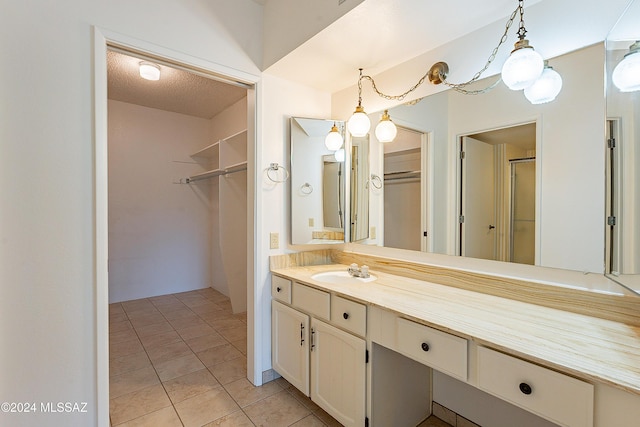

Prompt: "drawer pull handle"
[519,382,533,395]
[421,342,430,352]
[343,312,350,320]
[276,287,282,292]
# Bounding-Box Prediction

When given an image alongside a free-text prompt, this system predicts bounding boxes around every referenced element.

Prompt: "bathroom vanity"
[269,251,640,427]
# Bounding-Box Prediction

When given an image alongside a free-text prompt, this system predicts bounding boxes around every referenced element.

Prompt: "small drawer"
[396,318,467,381]
[477,347,593,427]
[292,282,330,320]
[331,295,366,337]
[271,275,291,304]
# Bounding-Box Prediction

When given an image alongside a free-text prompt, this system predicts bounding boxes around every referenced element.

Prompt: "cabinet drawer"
[477,347,593,427]
[292,282,330,320]
[272,275,292,304]
[331,295,366,337]
[396,318,467,381]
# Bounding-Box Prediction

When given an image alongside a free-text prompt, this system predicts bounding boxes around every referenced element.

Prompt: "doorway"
[94,29,258,425]
[458,122,537,264]
[383,126,428,251]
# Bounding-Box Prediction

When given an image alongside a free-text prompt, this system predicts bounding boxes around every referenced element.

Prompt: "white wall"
[254,73,333,383]
[0,1,262,425]
[262,0,364,69]
[108,100,213,303]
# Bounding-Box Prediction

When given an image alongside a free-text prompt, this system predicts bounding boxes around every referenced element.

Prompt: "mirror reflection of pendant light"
[374,110,397,143]
[612,41,640,92]
[524,61,562,104]
[139,61,161,81]
[334,148,345,162]
[324,122,344,150]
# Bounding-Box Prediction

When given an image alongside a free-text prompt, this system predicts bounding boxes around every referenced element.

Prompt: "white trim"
[92,26,110,427]
[92,26,262,425]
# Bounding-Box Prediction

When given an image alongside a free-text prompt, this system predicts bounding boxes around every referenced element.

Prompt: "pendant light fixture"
[324,122,344,150]
[347,69,372,137]
[612,41,640,92]
[524,61,563,104]
[345,0,558,136]
[139,61,161,81]
[374,110,397,143]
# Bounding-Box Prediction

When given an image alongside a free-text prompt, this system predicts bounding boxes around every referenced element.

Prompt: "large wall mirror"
[290,118,347,245]
[290,117,372,244]
[352,42,612,277]
[605,0,640,294]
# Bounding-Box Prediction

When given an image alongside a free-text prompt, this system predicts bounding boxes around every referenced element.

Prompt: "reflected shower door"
[510,159,535,264]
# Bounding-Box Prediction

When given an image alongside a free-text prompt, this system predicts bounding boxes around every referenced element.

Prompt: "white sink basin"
[311,270,377,284]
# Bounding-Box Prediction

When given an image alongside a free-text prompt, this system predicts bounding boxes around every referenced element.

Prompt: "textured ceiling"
[107,50,247,119]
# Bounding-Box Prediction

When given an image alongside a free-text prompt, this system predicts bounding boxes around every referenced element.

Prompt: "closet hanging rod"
[185,162,247,183]
[384,170,421,181]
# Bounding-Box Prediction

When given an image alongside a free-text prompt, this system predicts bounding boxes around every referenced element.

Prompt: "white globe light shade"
[524,66,563,104]
[612,49,640,92]
[375,115,398,143]
[139,62,160,81]
[334,148,345,162]
[501,44,544,90]
[324,126,344,151]
[347,107,371,137]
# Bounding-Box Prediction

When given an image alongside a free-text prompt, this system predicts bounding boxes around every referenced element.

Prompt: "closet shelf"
[190,141,220,158]
[186,161,247,183]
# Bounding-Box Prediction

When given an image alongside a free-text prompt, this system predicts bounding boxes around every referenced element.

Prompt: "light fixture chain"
[442,5,519,94]
[517,0,527,40]
[360,74,430,102]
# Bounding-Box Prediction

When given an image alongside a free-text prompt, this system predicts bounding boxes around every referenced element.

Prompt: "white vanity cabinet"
[271,276,367,427]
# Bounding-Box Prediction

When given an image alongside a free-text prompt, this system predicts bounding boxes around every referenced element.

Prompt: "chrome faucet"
[347,263,370,278]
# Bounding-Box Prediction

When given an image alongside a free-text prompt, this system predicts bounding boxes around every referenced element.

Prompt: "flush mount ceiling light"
[324,122,344,150]
[612,41,640,92]
[139,61,160,81]
[524,61,563,104]
[346,0,559,126]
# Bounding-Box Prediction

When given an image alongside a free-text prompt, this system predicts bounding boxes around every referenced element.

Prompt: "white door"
[461,136,496,260]
[310,318,366,427]
[272,301,310,396]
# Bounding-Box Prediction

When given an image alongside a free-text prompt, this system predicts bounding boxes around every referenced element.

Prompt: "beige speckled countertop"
[271,263,640,396]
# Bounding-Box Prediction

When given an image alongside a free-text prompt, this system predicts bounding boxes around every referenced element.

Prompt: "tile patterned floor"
[109,287,453,426]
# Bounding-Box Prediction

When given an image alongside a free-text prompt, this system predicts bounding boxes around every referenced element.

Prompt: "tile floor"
[109,288,453,427]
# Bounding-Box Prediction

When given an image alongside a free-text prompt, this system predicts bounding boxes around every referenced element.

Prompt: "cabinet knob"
[343,312,349,320]
[421,342,430,352]
[276,287,281,292]
[519,382,533,395]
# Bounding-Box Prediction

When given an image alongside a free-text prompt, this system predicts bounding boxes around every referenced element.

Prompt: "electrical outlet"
[270,232,279,249]
[308,218,314,227]
[370,226,376,239]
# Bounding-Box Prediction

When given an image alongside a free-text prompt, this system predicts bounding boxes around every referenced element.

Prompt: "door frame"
[379,118,433,252]
[93,26,259,426]
[454,119,541,264]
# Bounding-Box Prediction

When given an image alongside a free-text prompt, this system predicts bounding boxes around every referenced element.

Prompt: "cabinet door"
[310,318,366,427]
[272,301,309,395]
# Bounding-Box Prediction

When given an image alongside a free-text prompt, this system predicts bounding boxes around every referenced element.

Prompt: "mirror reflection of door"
[350,136,370,241]
[459,123,536,264]
[322,158,344,229]
[383,126,425,251]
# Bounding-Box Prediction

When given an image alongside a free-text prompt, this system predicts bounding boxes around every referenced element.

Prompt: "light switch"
[309,218,314,227]
[370,226,376,239]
